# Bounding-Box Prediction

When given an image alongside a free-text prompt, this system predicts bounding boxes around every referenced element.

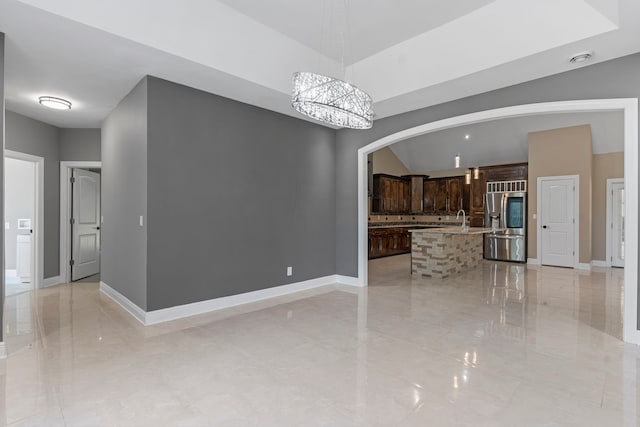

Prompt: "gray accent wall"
[5,111,60,278]
[1,32,5,343]
[101,78,148,310]
[146,76,336,311]
[334,52,640,327]
[60,128,101,161]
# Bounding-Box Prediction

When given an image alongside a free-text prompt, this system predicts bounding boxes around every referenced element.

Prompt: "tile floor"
[0,255,636,426]
[4,271,31,297]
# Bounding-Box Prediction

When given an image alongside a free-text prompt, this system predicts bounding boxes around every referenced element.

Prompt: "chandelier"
[292,71,373,129]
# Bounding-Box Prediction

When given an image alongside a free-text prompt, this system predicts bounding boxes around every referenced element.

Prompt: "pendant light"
[292,72,373,129]
[291,0,373,129]
[473,167,480,179]
[454,153,461,168]
[465,169,471,185]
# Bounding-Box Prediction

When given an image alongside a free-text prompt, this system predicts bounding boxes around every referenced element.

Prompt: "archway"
[356,99,639,344]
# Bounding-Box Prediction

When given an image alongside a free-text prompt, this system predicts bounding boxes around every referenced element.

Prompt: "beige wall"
[592,152,624,261]
[528,125,593,264]
[373,147,410,176]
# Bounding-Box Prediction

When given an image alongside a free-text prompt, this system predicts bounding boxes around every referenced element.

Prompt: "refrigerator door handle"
[490,234,523,239]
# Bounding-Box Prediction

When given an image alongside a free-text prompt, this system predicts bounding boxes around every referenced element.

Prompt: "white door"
[71,169,101,281]
[539,177,576,268]
[610,181,625,268]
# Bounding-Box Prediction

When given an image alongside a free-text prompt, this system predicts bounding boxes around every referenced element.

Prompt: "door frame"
[356,98,639,345]
[606,178,625,268]
[536,175,579,268]
[59,161,102,284]
[4,150,44,289]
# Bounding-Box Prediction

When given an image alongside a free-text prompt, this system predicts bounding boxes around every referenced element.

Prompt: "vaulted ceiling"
[1,0,639,128]
[389,111,624,173]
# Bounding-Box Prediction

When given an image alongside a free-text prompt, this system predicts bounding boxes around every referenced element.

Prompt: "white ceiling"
[389,112,624,173]
[215,0,495,64]
[0,0,639,128]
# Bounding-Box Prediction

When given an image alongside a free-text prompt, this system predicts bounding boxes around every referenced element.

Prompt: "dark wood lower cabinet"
[368,228,412,259]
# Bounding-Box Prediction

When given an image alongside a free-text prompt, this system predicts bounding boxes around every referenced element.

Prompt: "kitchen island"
[409,227,498,279]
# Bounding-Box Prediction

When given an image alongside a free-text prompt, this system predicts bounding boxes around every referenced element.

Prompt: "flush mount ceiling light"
[291,1,373,129]
[38,96,72,110]
[569,51,593,64]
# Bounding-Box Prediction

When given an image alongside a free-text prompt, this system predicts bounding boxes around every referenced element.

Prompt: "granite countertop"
[408,227,504,235]
[368,224,444,229]
[368,222,465,229]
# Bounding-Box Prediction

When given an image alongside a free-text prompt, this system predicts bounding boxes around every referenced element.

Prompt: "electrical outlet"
[286,266,293,276]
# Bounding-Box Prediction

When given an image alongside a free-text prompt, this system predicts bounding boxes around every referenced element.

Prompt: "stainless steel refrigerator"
[484,181,527,262]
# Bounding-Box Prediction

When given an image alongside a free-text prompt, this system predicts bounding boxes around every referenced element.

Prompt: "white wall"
[4,157,35,270]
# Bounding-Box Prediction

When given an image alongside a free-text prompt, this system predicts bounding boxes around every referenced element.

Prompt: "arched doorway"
[356,98,639,344]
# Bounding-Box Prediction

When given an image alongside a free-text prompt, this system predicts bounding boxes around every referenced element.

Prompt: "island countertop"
[409,227,504,235]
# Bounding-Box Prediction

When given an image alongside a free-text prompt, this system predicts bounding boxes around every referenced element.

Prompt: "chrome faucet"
[456,209,467,231]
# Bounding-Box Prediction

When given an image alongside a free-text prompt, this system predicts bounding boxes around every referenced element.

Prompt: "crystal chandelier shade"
[292,71,373,129]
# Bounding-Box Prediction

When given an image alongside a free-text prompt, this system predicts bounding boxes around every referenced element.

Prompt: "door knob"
[542,225,548,229]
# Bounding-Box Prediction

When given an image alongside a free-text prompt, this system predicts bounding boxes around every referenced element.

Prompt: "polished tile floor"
[0,256,635,426]
[4,271,32,297]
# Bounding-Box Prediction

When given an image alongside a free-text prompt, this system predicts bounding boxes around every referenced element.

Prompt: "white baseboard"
[99,281,146,325]
[528,258,609,270]
[42,275,64,288]
[0,342,6,359]
[576,262,592,271]
[101,275,347,326]
[624,327,640,346]
[335,275,364,287]
[145,275,338,325]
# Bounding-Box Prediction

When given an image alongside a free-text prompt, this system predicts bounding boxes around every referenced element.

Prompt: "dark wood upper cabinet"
[404,175,428,213]
[435,179,449,213]
[389,179,398,212]
[470,169,487,215]
[462,178,471,212]
[423,177,460,214]
[448,177,463,213]
[371,174,410,213]
[372,164,526,216]
[423,179,438,213]
[484,163,528,181]
[402,179,411,212]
